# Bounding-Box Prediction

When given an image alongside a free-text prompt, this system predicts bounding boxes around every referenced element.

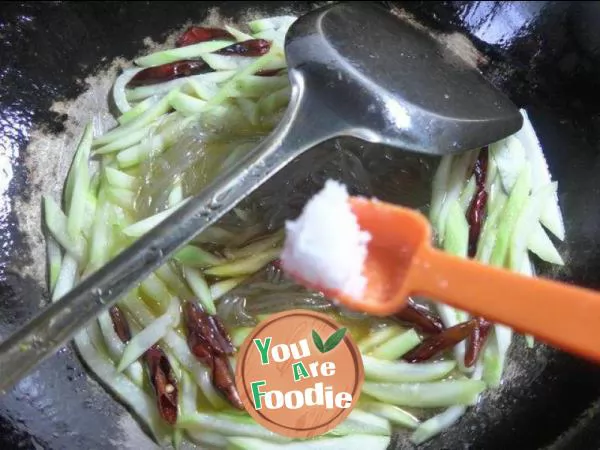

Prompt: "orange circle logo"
[235,310,364,438]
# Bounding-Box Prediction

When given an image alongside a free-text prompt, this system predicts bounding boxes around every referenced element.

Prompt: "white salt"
[280,179,371,300]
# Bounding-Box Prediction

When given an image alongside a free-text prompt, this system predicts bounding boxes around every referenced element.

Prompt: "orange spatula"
[294,196,600,363]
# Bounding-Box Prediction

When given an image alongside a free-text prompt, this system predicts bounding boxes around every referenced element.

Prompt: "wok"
[1,1,600,449]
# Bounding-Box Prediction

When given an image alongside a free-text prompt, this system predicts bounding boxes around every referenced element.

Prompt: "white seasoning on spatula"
[280,179,371,300]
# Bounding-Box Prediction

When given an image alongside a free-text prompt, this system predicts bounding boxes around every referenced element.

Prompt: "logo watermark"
[236,310,364,438]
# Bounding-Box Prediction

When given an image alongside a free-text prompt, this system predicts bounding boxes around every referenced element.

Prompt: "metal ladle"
[0,1,522,392]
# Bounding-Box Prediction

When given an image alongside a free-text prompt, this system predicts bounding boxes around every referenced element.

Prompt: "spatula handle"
[0,72,338,394]
[411,247,600,362]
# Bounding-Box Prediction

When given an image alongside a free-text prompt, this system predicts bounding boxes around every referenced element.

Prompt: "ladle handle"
[0,71,338,394]
[411,246,600,362]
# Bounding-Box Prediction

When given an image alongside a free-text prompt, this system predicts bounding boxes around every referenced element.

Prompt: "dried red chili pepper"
[464,148,491,367]
[127,60,213,87]
[176,27,235,47]
[464,318,492,367]
[183,301,243,410]
[212,354,244,410]
[145,345,178,425]
[467,147,489,257]
[216,39,271,57]
[110,306,178,423]
[184,302,234,356]
[402,319,478,363]
[394,299,444,334]
[109,306,131,343]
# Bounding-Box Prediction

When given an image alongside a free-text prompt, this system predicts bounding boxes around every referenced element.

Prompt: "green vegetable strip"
[490,163,532,267]
[509,182,558,270]
[122,198,190,237]
[118,298,180,372]
[155,264,195,301]
[179,370,198,417]
[75,324,172,444]
[134,40,233,67]
[204,247,280,277]
[81,190,99,240]
[485,154,498,192]
[363,380,486,408]
[224,24,255,42]
[370,329,421,360]
[231,327,253,347]
[164,345,184,380]
[193,226,236,245]
[65,125,93,241]
[248,16,297,33]
[140,274,173,313]
[258,86,291,115]
[43,196,84,261]
[126,71,235,102]
[357,326,404,353]
[443,199,469,258]
[106,187,136,212]
[64,130,89,213]
[94,126,152,155]
[458,176,476,213]
[410,405,466,444]
[52,254,79,301]
[362,355,456,383]
[437,150,478,243]
[187,432,229,449]
[183,79,219,101]
[97,309,145,387]
[174,245,223,268]
[224,231,284,260]
[329,409,391,436]
[112,68,143,114]
[236,97,259,126]
[483,324,512,387]
[168,181,183,208]
[116,114,197,169]
[86,188,111,274]
[237,75,289,96]
[209,276,248,301]
[527,223,564,265]
[202,54,254,71]
[228,223,265,247]
[183,266,216,314]
[118,96,157,125]
[178,413,291,442]
[475,192,507,263]
[169,91,207,115]
[92,96,171,147]
[227,435,391,450]
[430,155,453,232]
[206,51,281,108]
[117,135,165,169]
[432,163,472,350]
[98,309,127,363]
[46,235,63,293]
[359,400,420,429]
[105,167,139,190]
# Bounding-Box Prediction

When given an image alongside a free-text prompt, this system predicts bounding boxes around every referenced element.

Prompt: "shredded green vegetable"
[42,11,566,450]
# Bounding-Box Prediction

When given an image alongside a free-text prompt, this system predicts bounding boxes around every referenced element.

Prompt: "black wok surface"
[1,1,600,449]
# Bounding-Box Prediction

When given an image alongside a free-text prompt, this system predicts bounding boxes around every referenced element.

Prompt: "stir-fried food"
[43,13,566,449]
